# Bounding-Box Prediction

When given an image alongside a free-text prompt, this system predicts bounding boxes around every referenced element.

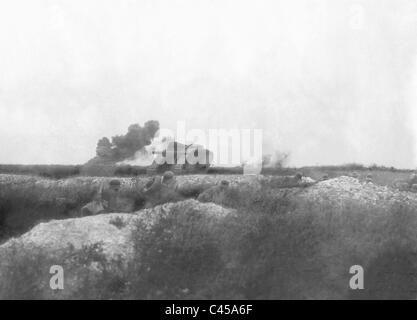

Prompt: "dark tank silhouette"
[146,141,213,174]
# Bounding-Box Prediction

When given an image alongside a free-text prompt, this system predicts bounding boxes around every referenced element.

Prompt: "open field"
[1,163,414,186]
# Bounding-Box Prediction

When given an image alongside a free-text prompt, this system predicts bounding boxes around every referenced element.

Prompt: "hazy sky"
[0,0,417,167]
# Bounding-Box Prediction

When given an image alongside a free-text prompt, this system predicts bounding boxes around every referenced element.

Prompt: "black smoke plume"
[96,120,159,161]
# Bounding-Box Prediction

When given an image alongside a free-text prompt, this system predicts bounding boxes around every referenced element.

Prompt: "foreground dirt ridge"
[0,199,235,260]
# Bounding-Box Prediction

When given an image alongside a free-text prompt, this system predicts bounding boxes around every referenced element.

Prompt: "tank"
[146,141,213,174]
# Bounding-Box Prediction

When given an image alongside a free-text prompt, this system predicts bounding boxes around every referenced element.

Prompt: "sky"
[0,0,417,168]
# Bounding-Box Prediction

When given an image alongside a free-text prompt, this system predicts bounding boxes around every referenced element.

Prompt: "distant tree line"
[0,165,82,179]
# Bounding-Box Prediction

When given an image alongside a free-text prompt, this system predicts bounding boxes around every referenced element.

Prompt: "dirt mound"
[0,213,137,262]
[0,199,233,261]
[298,176,417,207]
[0,199,235,299]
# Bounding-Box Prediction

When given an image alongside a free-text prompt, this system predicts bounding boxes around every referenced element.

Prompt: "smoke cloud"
[96,121,159,162]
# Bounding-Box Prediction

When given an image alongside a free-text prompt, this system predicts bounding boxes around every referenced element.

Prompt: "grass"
[0,175,147,242]
[2,168,417,299]
[1,162,414,188]
[128,203,226,299]
[3,179,417,299]
[0,241,128,299]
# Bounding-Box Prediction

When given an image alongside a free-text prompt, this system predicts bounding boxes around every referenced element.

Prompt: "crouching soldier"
[81,179,121,216]
[197,180,230,205]
[409,173,417,187]
[143,171,182,208]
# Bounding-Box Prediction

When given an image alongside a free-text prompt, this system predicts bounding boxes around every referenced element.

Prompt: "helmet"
[163,171,175,180]
[109,179,121,186]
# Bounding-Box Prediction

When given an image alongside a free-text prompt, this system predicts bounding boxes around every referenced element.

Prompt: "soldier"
[219,179,230,191]
[197,180,230,205]
[286,172,303,187]
[103,179,122,211]
[143,171,181,208]
[81,179,122,216]
[408,173,417,187]
[295,172,303,181]
[395,181,410,191]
